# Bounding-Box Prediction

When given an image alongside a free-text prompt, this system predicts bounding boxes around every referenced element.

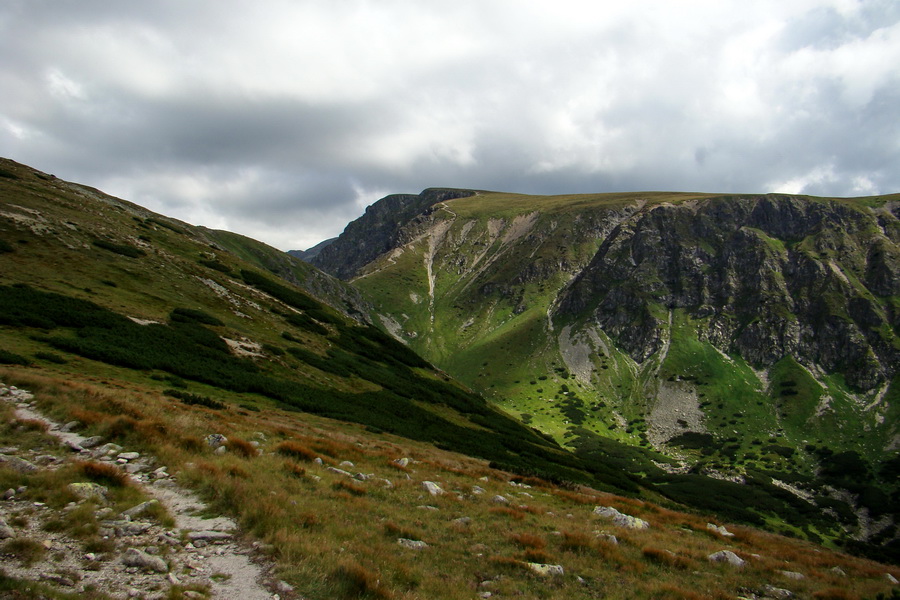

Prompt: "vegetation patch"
[92,239,145,258]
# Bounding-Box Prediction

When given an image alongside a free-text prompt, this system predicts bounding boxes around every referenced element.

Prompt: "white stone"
[422,481,444,496]
[708,550,745,567]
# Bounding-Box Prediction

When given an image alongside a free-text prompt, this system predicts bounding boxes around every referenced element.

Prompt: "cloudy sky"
[1,1,898,251]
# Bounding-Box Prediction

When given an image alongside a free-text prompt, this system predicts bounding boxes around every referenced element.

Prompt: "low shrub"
[77,461,131,487]
[0,349,31,365]
[226,437,258,458]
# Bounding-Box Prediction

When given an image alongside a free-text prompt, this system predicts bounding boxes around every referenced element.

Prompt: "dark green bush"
[0,349,31,365]
[0,238,14,253]
[198,259,232,274]
[92,239,145,258]
[34,351,67,364]
[170,308,224,326]
[164,389,225,410]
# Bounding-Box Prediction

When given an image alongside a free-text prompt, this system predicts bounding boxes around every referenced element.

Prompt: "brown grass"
[560,531,595,554]
[641,546,694,570]
[383,522,421,540]
[76,460,131,487]
[226,437,258,458]
[328,561,394,599]
[333,480,367,497]
[487,507,525,520]
[275,441,320,462]
[509,532,546,550]
[14,418,49,432]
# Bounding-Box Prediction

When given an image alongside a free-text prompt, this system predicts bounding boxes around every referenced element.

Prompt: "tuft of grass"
[333,480,367,497]
[328,561,394,599]
[1,538,48,566]
[225,437,258,458]
[275,441,321,462]
[509,532,546,549]
[76,461,131,487]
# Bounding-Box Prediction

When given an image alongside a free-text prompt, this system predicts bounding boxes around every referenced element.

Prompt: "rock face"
[311,188,475,280]
[555,196,900,391]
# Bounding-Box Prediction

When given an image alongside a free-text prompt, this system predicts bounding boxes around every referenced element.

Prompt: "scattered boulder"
[763,585,794,599]
[829,566,846,577]
[491,495,510,505]
[527,563,564,577]
[2,488,14,500]
[453,517,472,526]
[326,467,352,477]
[707,523,735,537]
[0,454,38,473]
[397,538,428,550]
[117,451,141,461]
[123,499,160,519]
[593,506,650,530]
[708,550,745,567]
[59,421,82,432]
[188,530,233,543]
[79,436,104,449]
[472,485,485,495]
[778,571,804,581]
[339,460,355,468]
[0,518,14,539]
[422,481,444,496]
[122,547,168,573]
[393,457,410,467]
[68,482,109,501]
[885,573,899,585]
[205,434,227,449]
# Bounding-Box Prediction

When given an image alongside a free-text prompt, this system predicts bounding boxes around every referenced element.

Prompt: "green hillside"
[314,188,900,557]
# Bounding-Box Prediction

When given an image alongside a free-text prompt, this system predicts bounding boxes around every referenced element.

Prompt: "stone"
[0,518,14,539]
[599,534,618,545]
[708,550,745,567]
[472,485,485,495]
[78,436,104,449]
[829,566,846,577]
[527,563,564,577]
[394,457,410,467]
[117,451,140,461]
[707,522,735,537]
[326,467,352,477]
[778,570,804,580]
[491,495,510,505]
[0,454,38,473]
[885,573,899,585]
[214,445,227,455]
[593,506,650,530]
[94,443,123,457]
[453,517,472,526]
[188,530,233,543]
[339,460,355,468]
[60,420,82,432]
[313,457,323,465]
[763,585,794,599]
[2,488,14,500]
[422,481,444,496]
[122,547,168,573]
[68,482,109,501]
[397,538,428,550]
[123,499,160,519]
[205,434,227,449]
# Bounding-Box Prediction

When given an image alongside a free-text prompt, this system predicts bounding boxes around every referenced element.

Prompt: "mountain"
[287,236,338,262]
[2,157,899,599]
[310,187,900,555]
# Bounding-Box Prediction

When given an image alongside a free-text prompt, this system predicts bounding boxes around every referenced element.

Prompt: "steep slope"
[313,188,900,555]
[0,157,612,491]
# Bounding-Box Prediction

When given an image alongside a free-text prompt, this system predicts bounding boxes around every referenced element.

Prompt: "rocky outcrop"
[556,195,900,390]
[311,188,475,279]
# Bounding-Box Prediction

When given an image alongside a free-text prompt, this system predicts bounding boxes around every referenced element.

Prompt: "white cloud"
[0,1,897,250]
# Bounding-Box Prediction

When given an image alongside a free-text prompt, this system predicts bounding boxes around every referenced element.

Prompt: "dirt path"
[1,383,291,600]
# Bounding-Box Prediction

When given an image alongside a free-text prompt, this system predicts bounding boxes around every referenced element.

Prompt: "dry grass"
[76,460,131,487]
[275,440,321,462]
[328,561,394,599]
[3,368,899,600]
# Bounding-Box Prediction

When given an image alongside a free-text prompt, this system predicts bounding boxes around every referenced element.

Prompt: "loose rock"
[422,481,444,496]
[122,547,168,573]
[708,550,745,567]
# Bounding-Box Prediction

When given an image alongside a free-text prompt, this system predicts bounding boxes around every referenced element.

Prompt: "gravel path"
[1,383,293,600]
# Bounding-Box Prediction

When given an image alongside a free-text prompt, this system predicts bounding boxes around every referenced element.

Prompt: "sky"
[1,1,899,251]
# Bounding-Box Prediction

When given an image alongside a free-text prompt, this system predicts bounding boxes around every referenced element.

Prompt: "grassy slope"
[349,188,900,553]
[1,159,899,597]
